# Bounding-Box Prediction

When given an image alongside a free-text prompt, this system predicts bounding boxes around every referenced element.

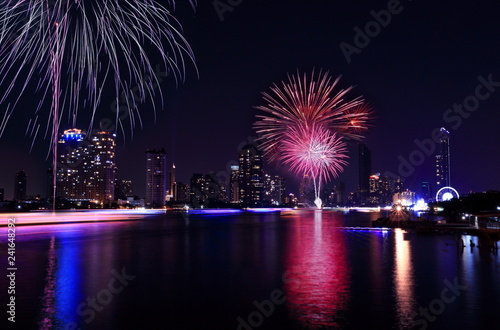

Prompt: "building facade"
[190,173,226,207]
[14,170,27,201]
[229,165,240,204]
[115,179,133,200]
[173,182,190,202]
[169,164,176,200]
[56,129,116,203]
[368,173,392,206]
[145,148,167,207]
[436,127,451,189]
[238,144,264,206]
[263,174,286,206]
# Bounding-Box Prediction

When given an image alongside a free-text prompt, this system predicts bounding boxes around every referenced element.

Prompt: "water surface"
[1,210,499,329]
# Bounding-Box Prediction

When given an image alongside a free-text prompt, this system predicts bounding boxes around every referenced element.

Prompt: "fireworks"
[254,70,372,208]
[0,0,195,137]
[281,123,348,184]
[0,0,196,209]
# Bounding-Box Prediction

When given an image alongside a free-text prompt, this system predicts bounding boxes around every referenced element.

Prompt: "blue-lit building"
[57,129,116,203]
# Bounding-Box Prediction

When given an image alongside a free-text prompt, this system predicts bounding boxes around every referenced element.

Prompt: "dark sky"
[1,0,500,199]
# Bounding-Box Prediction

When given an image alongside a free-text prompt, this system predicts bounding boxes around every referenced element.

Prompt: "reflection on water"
[2,212,500,329]
[38,236,56,329]
[393,229,415,329]
[284,211,350,328]
[37,229,84,329]
[54,230,82,327]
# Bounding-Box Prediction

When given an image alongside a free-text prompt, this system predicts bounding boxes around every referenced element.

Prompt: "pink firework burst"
[254,70,372,208]
[281,124,349,183]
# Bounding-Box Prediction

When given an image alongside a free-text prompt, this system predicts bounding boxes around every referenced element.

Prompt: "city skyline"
[0,123,492,203]
[0,125,471,209]
[0,1,499,200]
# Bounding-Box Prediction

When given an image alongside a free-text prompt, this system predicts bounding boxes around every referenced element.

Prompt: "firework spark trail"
[281,123,349,207]
[0,1,196,209]
[254,70,372,208]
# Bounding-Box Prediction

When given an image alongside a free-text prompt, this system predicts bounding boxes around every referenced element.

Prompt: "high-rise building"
[334,182,345,205]
[115,179,133,200]
[190,173,225,207]
[436,127,451,189]
[90,131,116,201]
[229,165,240,204]
[420,182,432,202]
[238,144,264,206]
[394,177,404,195]
[299,174,314,205]
[14,170,27,201]
[173,182,190,202]
[145,148,167,207]
[190,173,206,206]
[369,173,381,194]
[358,143,371,202]
[56,129,116,203]
[263,174,286,205]
[169,164,176,199]
[368,173,392,205]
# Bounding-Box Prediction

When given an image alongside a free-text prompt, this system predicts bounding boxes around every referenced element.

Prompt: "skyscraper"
[173,182,190,202]
[436,128,451,189]
[189,173,226,207]
[57,129,116,203]
[299,174,314,205]
[263,174,286,205]
[358,143,371,202]
[421,182,432,202]
[90,131,117,202]
[229,165,240,204]
[368,173,392,205]
[334,182,345,205]
[394,177,404,195]
[14,170,27,201]
[115,179,133,200]
[169,164,176,199]
[238,144,264,206]
[145,148,167,207]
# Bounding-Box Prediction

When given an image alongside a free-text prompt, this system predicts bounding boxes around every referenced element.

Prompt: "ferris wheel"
[436,186,459,202]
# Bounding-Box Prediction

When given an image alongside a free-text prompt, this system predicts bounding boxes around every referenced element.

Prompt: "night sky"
[1,0,500,199]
